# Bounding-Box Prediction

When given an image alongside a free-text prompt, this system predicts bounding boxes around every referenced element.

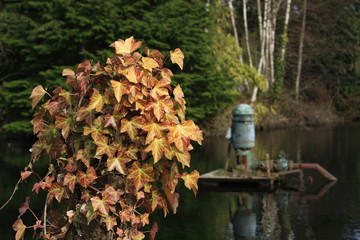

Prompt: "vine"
[12,37,202,240]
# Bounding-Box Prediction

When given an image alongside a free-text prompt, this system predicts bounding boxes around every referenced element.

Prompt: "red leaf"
[49,182,69,202]
[77,166,98,188]
[150,222,159,240]
[18,196,30,217]
[128,162,155,191]
[107,150,132,174]
[63,173,77,193]
[90,196,111,215]
[94,135,117,158]
[103,217,117,231]
[20,171,32,181]
[55,115,72,139]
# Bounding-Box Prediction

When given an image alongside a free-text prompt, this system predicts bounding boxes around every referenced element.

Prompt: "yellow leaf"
[87,89,107,112]
[113,36,142,55]
[30,85,47,109]
[62,69,75,76]
[181,170,199,196]
[111,80,130,103]
[145,137,170,163]
[142,57,159,72]
[170,48,184,70]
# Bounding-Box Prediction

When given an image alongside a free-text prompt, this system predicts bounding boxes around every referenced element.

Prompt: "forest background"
[0,0,359,135]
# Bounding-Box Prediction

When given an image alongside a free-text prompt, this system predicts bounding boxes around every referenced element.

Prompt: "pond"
[1,124,360,240]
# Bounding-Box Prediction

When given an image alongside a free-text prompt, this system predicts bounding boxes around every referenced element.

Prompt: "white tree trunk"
[243,0,253,67]
[281,0,292,61]
[295,0,307,101]
[229,0,244,65]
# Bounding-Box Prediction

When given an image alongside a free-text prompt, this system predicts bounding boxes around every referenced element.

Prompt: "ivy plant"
[13,36,202,240]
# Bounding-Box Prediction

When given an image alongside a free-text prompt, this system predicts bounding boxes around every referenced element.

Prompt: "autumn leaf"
[30,85,47,109]
[181,170,199,196]
[170,48,184,70]
[12,218,26,240]
[150,222,159,240]
[55,115,71,139]
[126,144,139,160]
[145,137,170,163]
[76,107,95,124]
[171,145,191,168]
[18,196,30,217]
[160,68,173,82]
[111,79,130,103]
[77,166,97,188]
[76,149,90,168]
[102,185,123,202]
[131,230,145,240]
[112,36,142,55]
[95,135,117,157]
[107,150,132,174]
[86,89,108,112]
[173,85,186,107]
[62,68,75,76]
[141,119,165,144]
[167,120,203,152]
[151,190,169,216]
[125,66,143,83]
[128,162,155,190]
[63,173,77,193]
[146,97,174,121]
[90,196,111,215]
[120,116,144,140]
[104,114,117,129]
[103,217,117,231]
[49,182,69,202]
[20,171,32,181]
[142,57,159,72]
[150,79,170,100]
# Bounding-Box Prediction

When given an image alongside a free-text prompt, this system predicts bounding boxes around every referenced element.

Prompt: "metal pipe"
[293,163,337,182]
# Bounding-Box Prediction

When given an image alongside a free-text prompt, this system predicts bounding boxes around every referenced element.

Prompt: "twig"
[0,178,22,212]
[43,193,49,235]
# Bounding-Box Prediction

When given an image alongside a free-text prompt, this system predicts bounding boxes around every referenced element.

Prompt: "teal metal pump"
[225,104,255,177]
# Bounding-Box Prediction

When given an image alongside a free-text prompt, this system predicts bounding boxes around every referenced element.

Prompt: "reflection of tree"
[260,194,280,240]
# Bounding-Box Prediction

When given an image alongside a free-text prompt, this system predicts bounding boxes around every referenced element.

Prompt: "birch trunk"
[295,0,307,101]
[229,0,244,65]
[243,0,253,67]
[281,0,292,61]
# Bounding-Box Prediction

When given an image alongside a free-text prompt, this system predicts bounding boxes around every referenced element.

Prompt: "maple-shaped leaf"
[139,213,149,227]
[167,120,203,152]
[55,115,71,139]
[126,144,139,160]
[107,150,132,174]
[141,120,166,144]
[145,137,170,163]
[39,176,54,190]
[63,173,77,193]
[120,116,144,140]
[18,196,30,217]
[181,170,199,196]
[151,190,169,216]
[84,117,110,143]
[102,185,123,202]
[49,182,69,202]
[150,222,159,240]
[142,57,159,72]
[146,97,174,121]
[112,36,142,55]
[86,88,108,112]
[103,217,117,231]
[20,171,32,181]
[76,107,95,124]
[125,66,143,83]
[12,218,26,240]
[160,68,173,82]
[104,114,117,129]
[119,204,132,222]
[95,135,117,158]
[171,145,191,168]
[77,166,98,188]
[131,230,145,240]
[90,196,111,215]
[173,85,186,107]
[33,220,42,230]
[111,79,130,103]
[76,149,90,168]
[170,48,184,70]
[30,85,47,109]
[150,79,170,100]
[128,162,155,190]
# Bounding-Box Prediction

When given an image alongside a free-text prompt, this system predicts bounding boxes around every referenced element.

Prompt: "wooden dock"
[199,168,302,192]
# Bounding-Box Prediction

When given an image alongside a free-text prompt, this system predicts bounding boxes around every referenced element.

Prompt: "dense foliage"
[0,0,236,135]
[13,37,202,240]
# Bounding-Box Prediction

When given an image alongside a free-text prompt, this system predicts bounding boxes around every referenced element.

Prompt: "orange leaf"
[131,230,145,240]
[76,166,97,188]
[128,162,155,190]
[151,190,169,216]
[142,57,159,72]
[141,120,166,144]
[150,79,170,100]
[146,98,174,121]
[62,68,75,76]
[120,116,143,140]
[12,218,26,240]
[103,217,117,231]
[86,89,108,112]
[160,68,173,82]
[95,135,117,157]
[167,120,203,152]
[102,185,123,202]
[30,85,47,109]
[125,66,143,83]
[49,182,69,202]
[76,149,90,168]
[55,115,71,139]
[145,137,170,163]
[107,150,132,174]
[173,85,186,107]
[113,36,142,55]
[181,170,199,196]
[126,144,139,160]
[63,173,77,193]
[170,48,184,70]
[90,196,110,215]
[171,145,191,168]
[20,171,32,181]
[111,79,130,103]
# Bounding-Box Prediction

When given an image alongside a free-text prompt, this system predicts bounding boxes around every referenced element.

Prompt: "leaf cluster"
[15,37,202,240]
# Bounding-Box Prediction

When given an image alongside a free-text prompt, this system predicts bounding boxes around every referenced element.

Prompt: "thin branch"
[0,178,22,212]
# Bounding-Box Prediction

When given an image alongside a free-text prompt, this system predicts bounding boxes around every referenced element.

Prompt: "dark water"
[1,124,360,240]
